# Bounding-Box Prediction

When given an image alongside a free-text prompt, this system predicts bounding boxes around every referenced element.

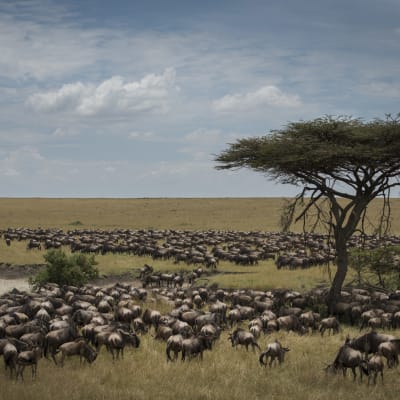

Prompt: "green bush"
[349,245,400,290]
[29,249,99,289]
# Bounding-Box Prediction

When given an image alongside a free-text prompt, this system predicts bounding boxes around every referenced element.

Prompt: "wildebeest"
[3,342,18,377]
[228,328,261,351]
[378,339,400,368]
[43,325,78,364]
[319,317,340,336]
[57,339,98,367]
[154,325,173,341]
[107,329,140,361]
[199,323,221,349]
[227,309,242,327]
[166,334,183,362]
[16,346,42,381]
[325,343,368,381]
[139,264,153,279]
[259,339,290,367]
[346,331,396,358]
[181,334,211,361]
[20,331,46,348]
[366,353,384,385]
[299,311,320,333]
[142,309,162,331]
[276,315,305,334]
[132,317,148,335]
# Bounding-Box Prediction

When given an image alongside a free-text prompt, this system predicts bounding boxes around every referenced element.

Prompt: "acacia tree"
[215,115,400,312]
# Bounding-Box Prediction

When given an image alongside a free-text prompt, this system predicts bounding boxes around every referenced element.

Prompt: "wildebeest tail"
[259,350,269,365]
[166,345,173,362]
[43,336,48,358]
[361,360,369,376]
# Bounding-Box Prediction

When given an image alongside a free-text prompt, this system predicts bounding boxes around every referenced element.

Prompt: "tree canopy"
[215,114,400,310]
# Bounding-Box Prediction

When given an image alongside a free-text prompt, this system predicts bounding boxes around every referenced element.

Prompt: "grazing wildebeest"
[259,340,290,367]
[57,339,97,367]
[319,317,340,336]
[228,328,261,351]
[325,343,368,381]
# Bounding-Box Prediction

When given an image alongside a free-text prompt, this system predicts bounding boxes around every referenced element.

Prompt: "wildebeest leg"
[351,367,357,381]
[110,348,116,363]
[60,352,66,367]
[50,348,58,365]
[16,365,24,381]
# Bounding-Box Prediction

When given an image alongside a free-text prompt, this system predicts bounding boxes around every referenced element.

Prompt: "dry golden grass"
[1,197,400,232]
[2,327,400,400]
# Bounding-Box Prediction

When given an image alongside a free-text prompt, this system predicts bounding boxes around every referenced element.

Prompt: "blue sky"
[1,0,400,197]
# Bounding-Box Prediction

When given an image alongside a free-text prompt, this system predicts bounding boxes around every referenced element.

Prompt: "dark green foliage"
[215,115,400,186]
[349,245,400,290]
[215,114,400,311]
[29,249,98,289]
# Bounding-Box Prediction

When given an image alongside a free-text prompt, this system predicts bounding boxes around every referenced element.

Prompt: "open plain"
[1,198,400,400]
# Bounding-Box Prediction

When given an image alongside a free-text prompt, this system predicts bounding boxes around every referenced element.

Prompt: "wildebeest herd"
[0,278,400,384]
[3,226,400,270]
[2,226,400,385]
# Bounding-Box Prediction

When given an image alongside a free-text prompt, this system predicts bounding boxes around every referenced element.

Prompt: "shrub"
[29,249,99,289]
[349,245,400,290]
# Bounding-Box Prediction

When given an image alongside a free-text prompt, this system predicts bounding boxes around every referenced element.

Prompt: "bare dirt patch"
[0,263,45,279]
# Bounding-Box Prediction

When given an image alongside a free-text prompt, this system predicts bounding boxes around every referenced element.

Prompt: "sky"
[1,0,400,198]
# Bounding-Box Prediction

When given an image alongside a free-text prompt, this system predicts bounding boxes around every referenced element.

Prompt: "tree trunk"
[327,239,348,314]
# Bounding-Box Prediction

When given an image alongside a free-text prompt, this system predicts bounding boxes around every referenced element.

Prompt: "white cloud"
[27,68,177,116]
[0,146,44,177]
[213,85,301,113]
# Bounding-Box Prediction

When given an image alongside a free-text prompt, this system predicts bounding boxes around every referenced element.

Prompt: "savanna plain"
[2,197,400,400]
